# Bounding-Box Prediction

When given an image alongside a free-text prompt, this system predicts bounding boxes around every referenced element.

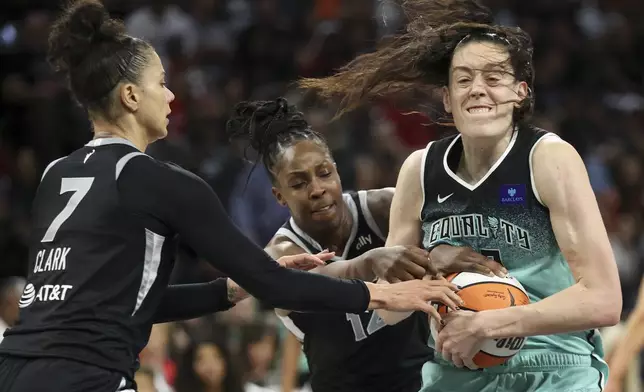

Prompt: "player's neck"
[91,119,149,152]
[458,127,514,184]
[203,384,224,392]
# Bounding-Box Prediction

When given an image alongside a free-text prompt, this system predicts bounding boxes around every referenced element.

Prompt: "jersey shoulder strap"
[351,190,386,241]
[276,219,320,255]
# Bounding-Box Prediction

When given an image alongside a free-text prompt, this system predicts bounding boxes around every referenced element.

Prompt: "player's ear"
[272,187,287,206]
[120,83,140,112]
[442,86,452,113]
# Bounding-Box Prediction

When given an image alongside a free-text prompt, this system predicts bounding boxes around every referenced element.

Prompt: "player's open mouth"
[467,106,492,113]
[312,204,335,215]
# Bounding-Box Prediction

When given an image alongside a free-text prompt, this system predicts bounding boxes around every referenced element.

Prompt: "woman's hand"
[435,310,485,369]
[366,278,464,324]
[367,245,433,282]
[430,245,507,278]
[276,250,334,271]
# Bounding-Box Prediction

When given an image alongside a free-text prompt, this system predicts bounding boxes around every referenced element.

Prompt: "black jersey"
[277,191,432,392]
[419,126,553,259]
[0,137,370,378]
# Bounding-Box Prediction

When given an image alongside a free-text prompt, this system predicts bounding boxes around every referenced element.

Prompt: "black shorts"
[0,355,134,392]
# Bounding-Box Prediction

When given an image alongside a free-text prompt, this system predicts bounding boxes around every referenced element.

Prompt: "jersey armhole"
[419,141,435,220]
[357,190,386,241]
[529,133,561,207]
[276,312,305,341]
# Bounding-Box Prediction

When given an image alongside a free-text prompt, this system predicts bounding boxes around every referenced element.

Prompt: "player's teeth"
[468,107,490,113]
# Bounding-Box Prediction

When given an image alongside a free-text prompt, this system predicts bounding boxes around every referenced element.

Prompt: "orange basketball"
[431,271,530,368]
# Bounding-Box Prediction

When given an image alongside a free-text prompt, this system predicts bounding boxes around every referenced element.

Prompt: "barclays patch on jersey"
[500,184,526,205]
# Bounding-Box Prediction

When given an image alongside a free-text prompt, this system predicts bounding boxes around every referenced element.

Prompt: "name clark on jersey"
[34,247,70,273]
[427,214,531,250]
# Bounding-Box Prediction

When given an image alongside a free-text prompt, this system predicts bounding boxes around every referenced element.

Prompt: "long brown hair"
[299,0,535,124]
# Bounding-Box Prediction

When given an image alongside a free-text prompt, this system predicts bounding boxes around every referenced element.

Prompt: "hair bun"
[48,0,126,74]
[68,0,122,43]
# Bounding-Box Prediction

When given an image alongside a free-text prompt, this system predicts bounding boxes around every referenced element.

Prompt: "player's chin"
[459,119,511,138]
[152,123,169,141]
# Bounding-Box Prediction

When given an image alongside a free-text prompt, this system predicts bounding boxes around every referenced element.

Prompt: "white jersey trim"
[357,190,386,241]
[40,157,67,182]
[115,377,134,392]
[115,152,148,180]
[86,137,138,149]
[131,229,165,316]
[275,227,316,255]
[277,314,305,342]
[419,142,434,220]
[529,132,561,207]
[443,130,518,191]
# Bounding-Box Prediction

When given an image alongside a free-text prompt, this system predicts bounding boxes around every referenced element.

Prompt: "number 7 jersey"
[420,126,605,368]
[0,138,178,376]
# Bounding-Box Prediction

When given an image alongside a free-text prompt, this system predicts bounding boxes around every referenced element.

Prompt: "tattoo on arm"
[226,278,249,303]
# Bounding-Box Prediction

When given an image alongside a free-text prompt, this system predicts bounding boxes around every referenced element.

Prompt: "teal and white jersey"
[419,125,603,369]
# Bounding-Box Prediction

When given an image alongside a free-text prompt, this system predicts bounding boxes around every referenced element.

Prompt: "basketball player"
[299,0,622,391]
[225,98,505,392]
[0,2,463,391]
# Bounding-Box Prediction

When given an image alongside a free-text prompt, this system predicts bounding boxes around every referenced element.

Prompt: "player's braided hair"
[299,0,535,125]
[226,98,328,182]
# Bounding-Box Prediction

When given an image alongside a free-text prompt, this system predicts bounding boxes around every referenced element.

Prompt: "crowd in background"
[0,0,643,391]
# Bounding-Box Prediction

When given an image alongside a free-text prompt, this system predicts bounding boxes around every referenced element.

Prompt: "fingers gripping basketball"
[431,272,530,368]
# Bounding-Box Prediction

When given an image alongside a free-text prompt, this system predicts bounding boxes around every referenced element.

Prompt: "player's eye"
[290,182,305,189]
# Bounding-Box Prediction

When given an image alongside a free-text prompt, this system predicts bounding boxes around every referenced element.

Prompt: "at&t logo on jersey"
[19,283,73,308]
[500,184,526,205]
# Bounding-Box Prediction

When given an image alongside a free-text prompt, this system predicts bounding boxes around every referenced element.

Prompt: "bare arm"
[376,149,425,325]
[477,138,621,338]
[384,150,425,248]
[366,187,395,236]
[225,236,376,305]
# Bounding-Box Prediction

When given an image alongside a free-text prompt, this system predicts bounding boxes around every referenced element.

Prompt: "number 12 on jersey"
[346,311,387,342]
[42,177,95,243]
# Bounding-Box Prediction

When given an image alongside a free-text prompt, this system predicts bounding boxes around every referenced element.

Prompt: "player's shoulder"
[265,235,306,258]
[118,154,204,184]
[527,126,574,163]
[364,187,395,215]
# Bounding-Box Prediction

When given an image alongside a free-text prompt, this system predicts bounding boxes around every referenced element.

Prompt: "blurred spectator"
[139,324,176,392]
[0,277,25,343]
[174,337,244,392]
[239,323,280,391]
[125,0,198,68]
